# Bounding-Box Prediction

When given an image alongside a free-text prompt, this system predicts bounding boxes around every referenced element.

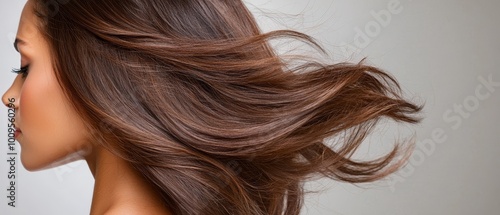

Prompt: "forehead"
[17,0,40,43]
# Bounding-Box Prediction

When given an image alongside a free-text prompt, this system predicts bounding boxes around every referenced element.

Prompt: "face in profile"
[1,0,92,171]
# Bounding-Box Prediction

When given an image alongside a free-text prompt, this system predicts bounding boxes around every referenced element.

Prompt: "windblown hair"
[34,0,422,214]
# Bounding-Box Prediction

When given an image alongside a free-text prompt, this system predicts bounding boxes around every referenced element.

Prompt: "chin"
[20,153,52,172]
[20,158,43,172]
[22,152,87,172]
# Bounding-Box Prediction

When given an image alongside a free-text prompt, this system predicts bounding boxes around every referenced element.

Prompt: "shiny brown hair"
[33,0,422,214]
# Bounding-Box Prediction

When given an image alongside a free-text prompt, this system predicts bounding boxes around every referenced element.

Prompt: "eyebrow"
[14,38,26,52]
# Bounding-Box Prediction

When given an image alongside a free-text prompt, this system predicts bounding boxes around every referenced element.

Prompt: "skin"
[1,1,171,214]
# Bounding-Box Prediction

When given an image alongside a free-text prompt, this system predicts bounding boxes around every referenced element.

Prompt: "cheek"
[20,75,55,143]
[19,71,90,170]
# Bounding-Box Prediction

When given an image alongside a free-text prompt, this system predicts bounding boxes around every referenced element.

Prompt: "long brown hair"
[33,0,422,214]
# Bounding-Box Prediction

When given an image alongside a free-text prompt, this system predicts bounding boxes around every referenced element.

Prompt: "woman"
[2,0,422,214]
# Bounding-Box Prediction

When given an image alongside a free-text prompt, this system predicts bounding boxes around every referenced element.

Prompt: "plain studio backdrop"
[1,0,499,214]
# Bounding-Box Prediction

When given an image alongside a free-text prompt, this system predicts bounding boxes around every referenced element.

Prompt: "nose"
[2,75,22,108]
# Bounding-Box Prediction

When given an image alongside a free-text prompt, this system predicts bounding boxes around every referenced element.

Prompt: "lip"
[13,124,22,138]
[14,130,22,139]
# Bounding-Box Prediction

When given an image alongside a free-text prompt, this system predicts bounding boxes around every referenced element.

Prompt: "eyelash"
[12,65,30,78]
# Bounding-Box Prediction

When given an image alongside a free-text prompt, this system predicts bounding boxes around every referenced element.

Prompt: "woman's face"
[1,0,91,171]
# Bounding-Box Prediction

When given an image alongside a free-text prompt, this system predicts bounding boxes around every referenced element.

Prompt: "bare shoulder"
[103,203,172,215]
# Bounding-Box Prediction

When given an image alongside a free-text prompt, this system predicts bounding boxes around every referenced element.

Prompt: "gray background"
[1,0,499,214]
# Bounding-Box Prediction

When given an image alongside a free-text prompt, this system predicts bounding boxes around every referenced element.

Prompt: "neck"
[85,145,171,215]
